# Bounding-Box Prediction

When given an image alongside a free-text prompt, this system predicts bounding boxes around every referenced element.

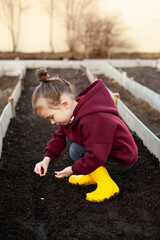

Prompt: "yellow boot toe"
[86,166,120,203]
[86,181,119,202]
[69,174,96,185]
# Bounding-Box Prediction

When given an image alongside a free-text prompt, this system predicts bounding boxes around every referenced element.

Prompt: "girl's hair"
[32,68,75,112]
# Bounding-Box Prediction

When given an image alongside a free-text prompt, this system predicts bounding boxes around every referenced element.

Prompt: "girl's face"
[37,97,77,126]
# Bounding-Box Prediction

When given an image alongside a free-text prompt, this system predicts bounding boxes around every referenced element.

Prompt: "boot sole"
[86,189,120,203]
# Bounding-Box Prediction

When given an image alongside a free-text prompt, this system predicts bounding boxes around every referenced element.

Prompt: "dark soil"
[0,69,160,240]
[0,76,19,115]
[119,67,160,94]
[0,76,18,90]
[99,74,160,138]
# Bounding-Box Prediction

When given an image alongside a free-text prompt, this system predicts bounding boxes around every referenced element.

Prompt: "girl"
[33,68,138,203]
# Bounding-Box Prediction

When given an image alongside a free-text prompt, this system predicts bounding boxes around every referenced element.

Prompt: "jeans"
[66,137,134,171]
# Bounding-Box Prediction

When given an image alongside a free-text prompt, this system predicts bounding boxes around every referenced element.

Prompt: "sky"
[0,0,160,53]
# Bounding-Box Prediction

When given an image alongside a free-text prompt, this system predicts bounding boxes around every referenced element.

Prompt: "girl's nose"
[50,119,55,125]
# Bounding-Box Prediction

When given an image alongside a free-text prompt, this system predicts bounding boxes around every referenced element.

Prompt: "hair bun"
[36,67,50,82]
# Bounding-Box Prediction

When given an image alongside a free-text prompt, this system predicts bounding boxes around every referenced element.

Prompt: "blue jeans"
[66,137,134,171]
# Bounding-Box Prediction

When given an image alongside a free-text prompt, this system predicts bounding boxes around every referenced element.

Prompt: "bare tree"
[63,0,96,53]
[102,15,132,58]
[41,0,58,53]
[78,13,132,58]
[0,0,29,52]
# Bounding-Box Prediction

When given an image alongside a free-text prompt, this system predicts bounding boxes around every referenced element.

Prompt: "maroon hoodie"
[44,79,138,175]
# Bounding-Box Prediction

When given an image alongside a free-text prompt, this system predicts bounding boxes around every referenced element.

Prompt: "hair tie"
[36,67,50,83]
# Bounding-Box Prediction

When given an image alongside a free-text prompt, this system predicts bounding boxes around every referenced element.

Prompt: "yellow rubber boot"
[86,166,119,203]
[69,174,96,185]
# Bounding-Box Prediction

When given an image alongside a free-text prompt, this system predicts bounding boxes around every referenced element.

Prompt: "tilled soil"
[120,67,160,94]
[0,69,160,240]
[0,76,19,114]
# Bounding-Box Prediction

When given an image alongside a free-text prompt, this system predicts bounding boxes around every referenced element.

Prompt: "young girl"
[33,68,138,203]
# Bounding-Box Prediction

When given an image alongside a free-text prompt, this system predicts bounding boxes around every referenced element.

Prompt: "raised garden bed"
[0,69,160,240]
[0,76,19,115]
[99,73,160,138]
[119,67,160,94]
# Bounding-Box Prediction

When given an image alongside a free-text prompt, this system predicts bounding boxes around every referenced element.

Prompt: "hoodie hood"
[71,79,118,125]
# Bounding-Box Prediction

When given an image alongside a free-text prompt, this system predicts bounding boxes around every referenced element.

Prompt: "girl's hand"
[34,157,51,177]
[55,166,73,178]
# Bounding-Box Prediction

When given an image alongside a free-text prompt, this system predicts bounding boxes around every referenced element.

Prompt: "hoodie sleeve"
[44,125,67,161]
[72,116,117,175]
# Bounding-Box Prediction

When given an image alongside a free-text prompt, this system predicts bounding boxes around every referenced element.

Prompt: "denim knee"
[104,156,136,171]
[69,142,87,161]
[69,143,79,161]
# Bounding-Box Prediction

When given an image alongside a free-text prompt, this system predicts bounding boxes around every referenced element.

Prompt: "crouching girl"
[33,68,138,203]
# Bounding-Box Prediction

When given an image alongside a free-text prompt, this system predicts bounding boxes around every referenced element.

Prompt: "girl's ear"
[60,99,69,109]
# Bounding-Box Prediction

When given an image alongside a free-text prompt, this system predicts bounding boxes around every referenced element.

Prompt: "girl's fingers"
[55,171,62,176]
[37,165,42,176]
[34,166,39,175]
[42,167,47,176]
[34,164,42,176]
[34,161,49,177]
[55,174,64,178]
[55,171,61,177]
[55,175,61,178]
[55,171,66,178]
